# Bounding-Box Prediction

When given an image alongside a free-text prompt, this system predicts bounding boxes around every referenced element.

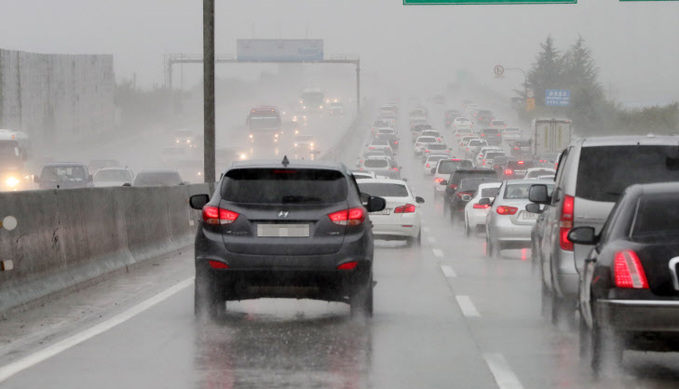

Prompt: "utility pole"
[203,0,216,184]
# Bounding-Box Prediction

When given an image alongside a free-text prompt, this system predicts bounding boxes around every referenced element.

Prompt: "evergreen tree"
[527,36,563,106]
[562,36,605,131]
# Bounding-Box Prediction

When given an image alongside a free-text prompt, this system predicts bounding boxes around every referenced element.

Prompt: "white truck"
[531,118,572,158]
[0,129,32,191]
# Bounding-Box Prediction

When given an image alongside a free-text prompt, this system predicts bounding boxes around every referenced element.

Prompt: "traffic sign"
[526,98,536,112]
[494,65,504,77]
[404,0,576,4]
[545,89,570,107]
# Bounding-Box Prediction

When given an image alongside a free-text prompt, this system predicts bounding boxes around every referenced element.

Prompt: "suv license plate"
[257,224,310,237]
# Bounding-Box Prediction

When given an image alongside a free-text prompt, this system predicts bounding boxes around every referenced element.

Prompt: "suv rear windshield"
[452,170,498,185]
[221,168,347,204]
[576,145,679,202]
[632,194,679,242]
[438,160,474,174]
[364,159,389,168]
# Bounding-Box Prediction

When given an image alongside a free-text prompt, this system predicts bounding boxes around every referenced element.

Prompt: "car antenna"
[282,155,290,167]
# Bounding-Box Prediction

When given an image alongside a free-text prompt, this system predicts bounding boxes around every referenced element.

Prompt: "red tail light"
[559,195,575,251]
[392,167,399,171]
[208,260,229,269]
[437,138,442,142]
[473,203,490,209]
[203,206,239,225]
[449,184,458,190]
[394,141,399,145]
[394,204,416,213]
[614,250,649,289]
[337,261,358,270]
[518,161,524,165]
[426,163,431,168]
[496,206,518,215]
[456,191,473,199]
[435,177,444,183]
[328,208,365,226]
[504,169,513,175]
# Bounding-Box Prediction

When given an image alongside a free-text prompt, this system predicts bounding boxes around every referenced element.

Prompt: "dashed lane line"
[455,295,481,317]
[441,265,457,278]
[427,236,437,244]
[0,277,195,384]
[432,248,444,258]
[483,353,525,389]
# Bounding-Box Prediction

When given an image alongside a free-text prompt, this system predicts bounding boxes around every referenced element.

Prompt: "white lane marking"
[455,295,480,317]
[483,353,525,389]
[432,249,444,258]
[441,265,457,278]
[422,226,431,233]
[427,236,437,244]
[0,277,194,383]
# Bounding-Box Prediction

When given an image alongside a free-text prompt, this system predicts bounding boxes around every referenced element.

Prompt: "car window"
[631,194,679,242]
[221,168,347,204]
[505,183,554,199]
[480,187,500,198]
[438,160,473,174]
[576,145,679,202]
[364,159,389,168]
[358,182,409,197]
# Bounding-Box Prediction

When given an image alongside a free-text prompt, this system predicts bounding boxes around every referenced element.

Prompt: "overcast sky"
[1,0,678,104]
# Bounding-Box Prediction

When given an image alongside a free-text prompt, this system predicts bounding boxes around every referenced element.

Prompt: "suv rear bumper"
[596,299,679,332]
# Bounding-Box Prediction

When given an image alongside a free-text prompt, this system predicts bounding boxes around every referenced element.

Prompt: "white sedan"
[357,178,424,246]
[464,182,501,237]
[452,117,473,131]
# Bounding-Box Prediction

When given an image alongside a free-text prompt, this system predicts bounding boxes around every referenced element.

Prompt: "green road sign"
[404,0,576,4]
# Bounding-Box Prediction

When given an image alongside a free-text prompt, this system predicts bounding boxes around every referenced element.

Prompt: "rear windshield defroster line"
[221,168,348,204]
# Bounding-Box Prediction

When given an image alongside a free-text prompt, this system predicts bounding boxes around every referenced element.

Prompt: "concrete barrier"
[0,184,209,315]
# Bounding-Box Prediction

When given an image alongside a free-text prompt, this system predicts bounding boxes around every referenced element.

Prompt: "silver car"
[486,179,554,258]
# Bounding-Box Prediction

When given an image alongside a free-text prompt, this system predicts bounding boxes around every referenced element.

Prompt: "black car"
[189,158,386,319]
[479,128,503,146]
[571,182,679,373]
[476,110,494,126]
[442,169,498,222]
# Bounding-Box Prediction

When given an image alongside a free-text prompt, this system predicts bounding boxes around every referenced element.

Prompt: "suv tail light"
[394,204,416,213]
[559,195,575,251]
[203,206,239,225]
[614,250,649,289]
[496,206,518,215]
[434,177,444,183]
[449,184,458,190]
[337,261,358,270]
[504,169,513,176]
[457,191,473,199]
[208,260,229,269]
[328,208,365,226]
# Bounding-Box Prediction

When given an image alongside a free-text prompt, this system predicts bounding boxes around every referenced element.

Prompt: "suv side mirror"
[189,194,210,210]
[366,196,386,213]
[528,184,550,204]
[416,196,425,204]
[440,180,448,186]
[568,226,598,245]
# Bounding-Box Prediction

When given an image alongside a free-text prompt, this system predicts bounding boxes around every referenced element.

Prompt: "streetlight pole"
[203,0,216,184]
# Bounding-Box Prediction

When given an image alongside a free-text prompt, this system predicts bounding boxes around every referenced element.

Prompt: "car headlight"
[239,153,248,160]
[5,176,20,189]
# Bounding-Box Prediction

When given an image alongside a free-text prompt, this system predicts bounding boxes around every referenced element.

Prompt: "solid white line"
[441,265,457,278]
[432,249,444,258]
[483,353,525,389]
[455,295,480,317]
[0,277,194,384]
[427,236,437,244]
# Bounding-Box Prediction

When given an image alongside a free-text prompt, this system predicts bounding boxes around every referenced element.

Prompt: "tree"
[562,36,605,132]
[527,36,563,107]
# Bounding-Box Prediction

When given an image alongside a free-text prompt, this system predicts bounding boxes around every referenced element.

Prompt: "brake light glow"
[208,260,229,269]
[518,161,525,165]
[504,169,513,175]
[203,206,239,225]
[435,177,444,183]
[394,204,416,213]
[328,208,365,226]
[449,184,458,190]
[559,195,575,251]
[496,206,518,215]
[337,261,358,270]
[614,250,649,289]
[473,203,490,209]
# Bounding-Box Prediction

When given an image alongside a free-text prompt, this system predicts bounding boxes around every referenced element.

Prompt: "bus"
[246,106,282,143]
[299,88,325,113]
[0,129,32,191]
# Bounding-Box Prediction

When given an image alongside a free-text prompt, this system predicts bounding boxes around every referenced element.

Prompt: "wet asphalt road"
[3,102,679,388]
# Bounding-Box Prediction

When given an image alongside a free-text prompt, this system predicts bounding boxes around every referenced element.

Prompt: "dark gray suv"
[189,158,386,319]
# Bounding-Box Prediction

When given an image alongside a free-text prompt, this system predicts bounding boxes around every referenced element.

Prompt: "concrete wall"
[0,49,115,142]
[0,184,210,314]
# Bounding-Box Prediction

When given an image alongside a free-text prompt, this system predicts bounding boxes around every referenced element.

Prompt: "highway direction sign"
[545,89,570,107]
